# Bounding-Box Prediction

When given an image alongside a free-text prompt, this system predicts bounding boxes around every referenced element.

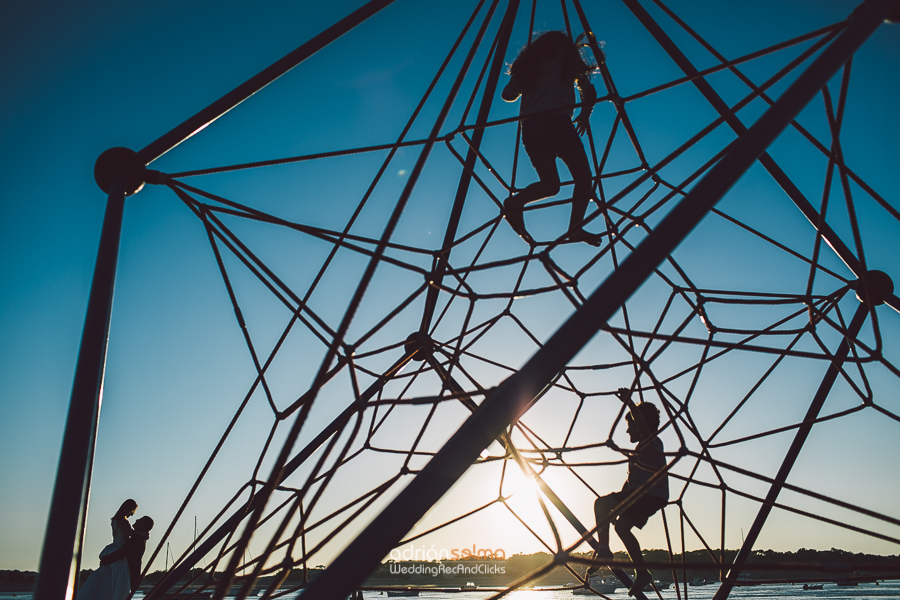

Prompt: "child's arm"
[99,544,129,566]
[573,74,597,136]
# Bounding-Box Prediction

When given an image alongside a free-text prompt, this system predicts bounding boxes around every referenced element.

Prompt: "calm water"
[4,584,900,600]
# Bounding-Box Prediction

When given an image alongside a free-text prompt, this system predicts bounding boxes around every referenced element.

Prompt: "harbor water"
[4,582,900,600]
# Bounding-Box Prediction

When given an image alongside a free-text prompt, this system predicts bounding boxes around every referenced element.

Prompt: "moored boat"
[573,576,618,594]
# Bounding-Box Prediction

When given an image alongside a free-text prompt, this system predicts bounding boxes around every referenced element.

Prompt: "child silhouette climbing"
[501,31,599,245]
[590,390,669,596]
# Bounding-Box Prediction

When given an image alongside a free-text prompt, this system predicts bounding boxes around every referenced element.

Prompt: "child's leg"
[614,518,652,595]
[593,494,618,550]
[559,144,593,233]
[587,494,620,575]
[506,154,560,210]
[504,155,560,240]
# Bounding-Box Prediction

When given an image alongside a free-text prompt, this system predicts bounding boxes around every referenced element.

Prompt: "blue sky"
[1,0,899,577]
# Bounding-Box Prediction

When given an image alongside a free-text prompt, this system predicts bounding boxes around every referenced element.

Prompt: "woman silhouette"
[78,499,140,600]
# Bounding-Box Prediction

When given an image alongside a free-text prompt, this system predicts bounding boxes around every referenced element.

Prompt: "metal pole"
[300,3,890,598]
[713,302,870,599]
[34,175,128,600]
[136,0,397,165]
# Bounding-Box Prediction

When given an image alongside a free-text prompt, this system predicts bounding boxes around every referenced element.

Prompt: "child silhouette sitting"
[591,391,668,596]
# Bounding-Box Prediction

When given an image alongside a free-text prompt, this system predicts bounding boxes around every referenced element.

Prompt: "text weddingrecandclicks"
[388,563,506,577]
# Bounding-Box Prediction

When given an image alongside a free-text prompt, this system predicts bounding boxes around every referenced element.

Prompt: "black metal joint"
[94,147,147,196]
[404,332,433,361]
[143,169,172,186]
[854,270,894,306]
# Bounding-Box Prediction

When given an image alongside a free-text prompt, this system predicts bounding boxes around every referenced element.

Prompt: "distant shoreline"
[4,548,899,593]
[0,583,34,593]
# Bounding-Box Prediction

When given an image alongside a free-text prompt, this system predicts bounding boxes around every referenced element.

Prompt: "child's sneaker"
[566,227,602,246]
[629,570,652,596]
[503,198,533,243]
[585,546,613,576]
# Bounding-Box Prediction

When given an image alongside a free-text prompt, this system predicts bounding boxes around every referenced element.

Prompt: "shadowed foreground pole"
[301,3,893,600]
[35,149,146,600]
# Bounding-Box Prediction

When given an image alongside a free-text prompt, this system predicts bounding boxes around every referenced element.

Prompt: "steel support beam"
[713,302,870,599]
[300,3,890,600]
[35,176,128,600]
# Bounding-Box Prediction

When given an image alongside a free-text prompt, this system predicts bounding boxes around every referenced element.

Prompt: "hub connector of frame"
[404,331,434,361]
[854,270,894,306]
[94,147,147,196]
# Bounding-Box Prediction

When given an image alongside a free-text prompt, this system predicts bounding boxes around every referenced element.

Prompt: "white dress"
[78,519,132,600]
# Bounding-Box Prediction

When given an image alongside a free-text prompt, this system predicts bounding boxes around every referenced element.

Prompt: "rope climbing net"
[121,2,900,600]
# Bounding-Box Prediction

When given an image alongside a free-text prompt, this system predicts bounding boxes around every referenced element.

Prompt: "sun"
[500,458,541,500]
[493,455,581,551]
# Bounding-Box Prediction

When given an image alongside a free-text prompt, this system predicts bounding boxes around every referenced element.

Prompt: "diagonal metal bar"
[886,293,900,314]
[620,0,867,277]
[300,3,891,600]
[137,0,397,165]
[713,301,870,599]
